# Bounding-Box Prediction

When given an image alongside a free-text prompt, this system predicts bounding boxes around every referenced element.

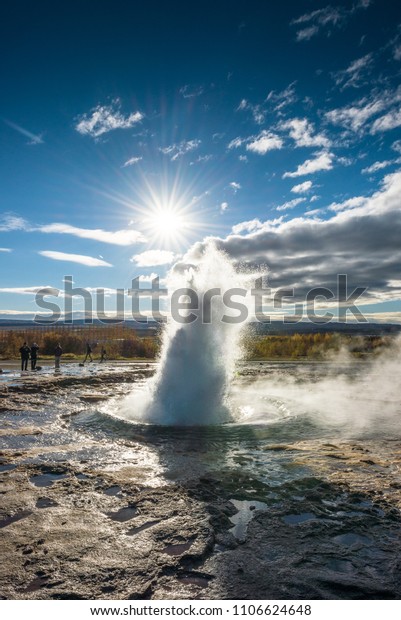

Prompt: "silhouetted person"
[54,343,63,370]
[100,347,107,363]
[30,342,39,370]
[83,342,93,364]
[19,342,30,371]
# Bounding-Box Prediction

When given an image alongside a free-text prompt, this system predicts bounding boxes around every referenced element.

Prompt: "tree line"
[0,325,158,359]
[244,332,393,360]
[0,326,394,361]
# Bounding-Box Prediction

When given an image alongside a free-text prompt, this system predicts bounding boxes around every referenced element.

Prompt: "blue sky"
[1,0,401,322]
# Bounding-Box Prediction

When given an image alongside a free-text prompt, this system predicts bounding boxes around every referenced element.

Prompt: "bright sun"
[133,179,198,248]
[147,207,186,243]
[126,174,219,250]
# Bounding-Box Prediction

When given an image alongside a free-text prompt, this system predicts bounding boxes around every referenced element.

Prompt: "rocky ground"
[1,364,401,600]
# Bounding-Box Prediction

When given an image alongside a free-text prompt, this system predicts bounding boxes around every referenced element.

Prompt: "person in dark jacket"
[19,342,30,371]
[30,342,39,370]
[83,342,93,364]
[54,343,63,370]
[100,347,107,363]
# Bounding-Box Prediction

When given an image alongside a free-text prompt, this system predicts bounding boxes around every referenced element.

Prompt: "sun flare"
[145,207,187,244]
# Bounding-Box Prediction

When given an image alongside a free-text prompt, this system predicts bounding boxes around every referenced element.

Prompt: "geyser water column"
[132,244,255,425]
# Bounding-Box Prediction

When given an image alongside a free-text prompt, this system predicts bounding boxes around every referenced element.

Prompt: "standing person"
[19,342,31,372]
[54,343,63,370]
[30,342,39,371]
[83,342,93,364]
[100,346,107,363]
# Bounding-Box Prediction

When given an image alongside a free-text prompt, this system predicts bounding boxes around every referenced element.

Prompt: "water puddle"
[103,485,122,497]
[228,499,267,542]
[163,541,193,556]
[333,533,372,546]
[107,505,137,522]
[177,572,211,588]
[0,464,16,472]
[327,558,355,573]
[36,497,59,508]
[30,473,68,487]
[282,512,318,525]
[24,576,49,593]
[0,510,33,528]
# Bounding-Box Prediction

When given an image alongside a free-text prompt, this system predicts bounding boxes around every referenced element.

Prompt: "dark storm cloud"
[177,171,401,304]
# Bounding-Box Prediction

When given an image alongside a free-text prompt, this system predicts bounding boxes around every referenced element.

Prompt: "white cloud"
[361,160,394,174]
[394,44,401,61]
[371,108,401,134]
[232,219,264,234]
[291,3,370,42]
[131,250,176,267]
[280,118,330,147]
[0,214,30,231]
[296,26,319,41]
[39,223,146,246]
[305,208,322,216]
[291,6,345,41]
[231,216,286,236]
[326,88,401,133]
[283,151,334,178]
[326,98,385,132]
[179,84,204,98]
[0,286,58,295]
[160,139,201,161]
[138,273,159,282]
[181,169,401,306]
[123,156,142,167]
[0,309,37,315]
[75,100,143,138]
[4,119,44,145]
[246,131,283,155]
[229,182,241,192]
[291,181,313,194]
[0,248,12,252]
[190,154,213,165]
[220,202,229,213]
[392,139,401,153]
[328,196,367,212]
[0,215,146,247]
[39,251,112,267]
[276,197,306,211]
[266,82,297,111]
[237,99,265,124]
[228,137,245,150]
[333,54,374,89]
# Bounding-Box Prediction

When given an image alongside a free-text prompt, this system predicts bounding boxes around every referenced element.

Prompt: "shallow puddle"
[36,497,59,508]
[163,541,193,556]
[107,506,137,522]
[103,485,122,496]
[0,464,16,472]
[282,512,318,525]
[29,473,68,487]
[0,510,33,528]
[228,499,267,542]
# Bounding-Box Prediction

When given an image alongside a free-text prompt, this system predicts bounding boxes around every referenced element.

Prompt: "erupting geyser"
[121,244,256,425]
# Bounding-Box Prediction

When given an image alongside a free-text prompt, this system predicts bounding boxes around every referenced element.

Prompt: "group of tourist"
[18,342,40,371]
[18,341,107,372]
